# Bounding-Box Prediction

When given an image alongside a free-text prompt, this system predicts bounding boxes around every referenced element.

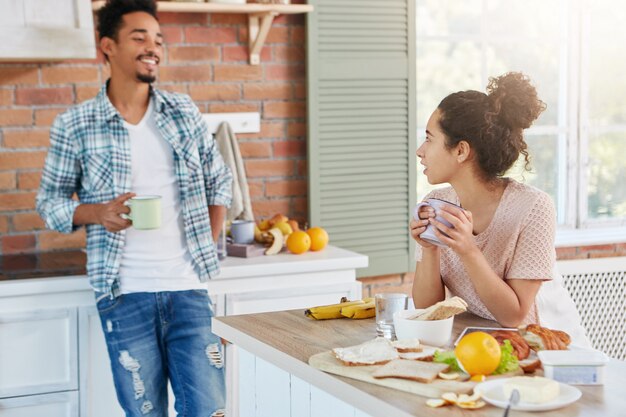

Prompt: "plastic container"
[538,349,609,385]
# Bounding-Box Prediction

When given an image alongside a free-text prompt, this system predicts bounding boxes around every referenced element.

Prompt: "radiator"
[557,257,626,360]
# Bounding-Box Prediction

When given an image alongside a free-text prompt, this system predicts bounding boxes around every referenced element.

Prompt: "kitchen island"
[212,310,626,417]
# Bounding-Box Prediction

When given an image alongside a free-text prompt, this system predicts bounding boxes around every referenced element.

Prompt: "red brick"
[359,274,402,286]
[245,159,294,177]
[0,152,46,169]
[0,215,7,233]
[266,64,306,81]
[251,199,290,218]
[579,244,615,252]
[0,67,38,85]
[209,103,259,113]
[273,45,306,62]
[185,27,238,44]
[3,129,50,148]
[161,26,184,44]
[556,247,578,260]
[0,192,36,211]
[288,121,306,137]
[0,109,33,126]
[264,101,306,118]
[76,86,101,102]
[41,67,99,84]
[239,141,271,158]
[237,121,284,139]
[372,281,414,295]
[266,179,307,197]
[214,65,262,81]
[168,45,220,62]
[243,83,291,100]
[158,12,208,25]
[18,171,41,190]
[223,45,271,62]
[274,140,306,157]
[290,27,306,44]
[38,229,86,251]
[210,14,246,25]
[247,181,264,198]
[239,26,289,44]
[292,196,307,217]
[0,172,16,189]
[159,65,212,82]
[16,87,73,105]
[273,14,305,26]
[0,89,13,105]
[293,82,306,99]
[2,234,36,254]
[159,84,188,94]
[35,108,66,126]
[12,212,45,232]
[588,251,618,259]
[189,84,241,101]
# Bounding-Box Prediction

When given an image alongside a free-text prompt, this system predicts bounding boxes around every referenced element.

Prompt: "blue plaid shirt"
[36,83,232,296]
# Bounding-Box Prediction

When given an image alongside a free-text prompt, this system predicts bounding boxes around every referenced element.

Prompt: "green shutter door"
[307,0,417,277]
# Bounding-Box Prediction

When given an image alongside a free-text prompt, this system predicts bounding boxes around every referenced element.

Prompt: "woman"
[411,72,589,345]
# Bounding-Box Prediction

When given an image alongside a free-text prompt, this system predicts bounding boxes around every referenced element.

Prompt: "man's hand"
[96,193,135,232]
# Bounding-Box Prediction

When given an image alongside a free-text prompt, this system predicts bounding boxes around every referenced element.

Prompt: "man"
[36,0,231,415]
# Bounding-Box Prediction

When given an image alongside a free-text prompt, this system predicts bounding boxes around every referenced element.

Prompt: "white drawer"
[0,308,78,398]
[0,391,78,417]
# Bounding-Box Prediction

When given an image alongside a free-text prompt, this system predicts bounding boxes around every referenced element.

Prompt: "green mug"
[126,195,161,230]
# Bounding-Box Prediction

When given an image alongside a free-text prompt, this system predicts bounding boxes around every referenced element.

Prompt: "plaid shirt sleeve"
[193,109,233,207]
[36,115,82,234]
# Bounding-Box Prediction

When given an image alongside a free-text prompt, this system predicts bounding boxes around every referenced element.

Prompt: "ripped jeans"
[95,290,226,417]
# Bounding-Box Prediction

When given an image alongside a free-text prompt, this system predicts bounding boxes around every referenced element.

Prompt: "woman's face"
[416,109,459,184]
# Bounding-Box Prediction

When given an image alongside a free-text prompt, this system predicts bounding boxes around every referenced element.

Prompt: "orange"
[469,374,486,382]
[454,332,501,376]
[286,230,311,254]
[306,227,329,251]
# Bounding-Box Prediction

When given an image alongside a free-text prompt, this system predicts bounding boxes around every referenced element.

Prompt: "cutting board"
[308,351,476,398]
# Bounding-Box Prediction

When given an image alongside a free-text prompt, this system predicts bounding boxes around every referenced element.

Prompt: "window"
[416,0,626,236]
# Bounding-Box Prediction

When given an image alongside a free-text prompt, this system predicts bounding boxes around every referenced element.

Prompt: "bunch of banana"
[340,298,375,319]
[305,297,375,320]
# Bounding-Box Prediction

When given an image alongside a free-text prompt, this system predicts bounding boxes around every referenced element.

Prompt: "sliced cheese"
[333,337,398,365]
[503,376,560,404]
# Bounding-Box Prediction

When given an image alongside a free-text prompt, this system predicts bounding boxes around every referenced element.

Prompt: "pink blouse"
[415,180,556,325]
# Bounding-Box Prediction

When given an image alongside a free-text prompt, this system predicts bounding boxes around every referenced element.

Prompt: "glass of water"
[375,293,408,339]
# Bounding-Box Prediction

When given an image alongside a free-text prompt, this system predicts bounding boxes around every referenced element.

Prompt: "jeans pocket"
[95,293,122,314]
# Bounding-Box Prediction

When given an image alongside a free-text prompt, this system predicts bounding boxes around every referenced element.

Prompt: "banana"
[305,297,366,320]
[340,300,376,319]
[264,228,284,255]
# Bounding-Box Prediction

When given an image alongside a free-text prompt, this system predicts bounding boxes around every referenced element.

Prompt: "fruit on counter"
[257,219,271,231]
[287,219,300,232]
[454,331,502,376]
[269,213,289,227]
[307,226,329,251]
[340,298,375,319]
[286,230,311,254]
[305,297,369,320]
[264,228,284,255]
[273,221,293,236]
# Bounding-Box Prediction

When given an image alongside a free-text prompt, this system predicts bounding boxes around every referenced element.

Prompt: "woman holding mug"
[410,72,588,345]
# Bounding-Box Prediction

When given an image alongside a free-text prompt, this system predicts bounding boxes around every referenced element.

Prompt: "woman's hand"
[430,205,477,257]
[410,205,438,249]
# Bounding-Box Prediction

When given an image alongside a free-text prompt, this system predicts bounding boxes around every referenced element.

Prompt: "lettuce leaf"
[493,339,519,375]
[433,350,462,372]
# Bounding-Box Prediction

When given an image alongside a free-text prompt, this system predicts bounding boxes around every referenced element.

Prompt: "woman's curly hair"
[437,72,546,180]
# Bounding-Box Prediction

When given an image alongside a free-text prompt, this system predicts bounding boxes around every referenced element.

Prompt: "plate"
[474,378,582,411]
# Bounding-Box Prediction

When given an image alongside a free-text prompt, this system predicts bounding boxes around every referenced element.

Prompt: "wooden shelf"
[92,1,313,64]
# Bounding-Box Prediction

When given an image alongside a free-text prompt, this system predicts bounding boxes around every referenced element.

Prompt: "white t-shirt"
[118,99,206,294]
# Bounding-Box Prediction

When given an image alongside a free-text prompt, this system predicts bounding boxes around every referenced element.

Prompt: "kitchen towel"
[215,121,254,222]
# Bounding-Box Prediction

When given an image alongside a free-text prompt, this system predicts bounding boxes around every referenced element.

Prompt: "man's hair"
[96,0,158,41]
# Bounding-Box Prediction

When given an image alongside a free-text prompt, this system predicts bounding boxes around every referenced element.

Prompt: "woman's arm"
[409,213,445,308]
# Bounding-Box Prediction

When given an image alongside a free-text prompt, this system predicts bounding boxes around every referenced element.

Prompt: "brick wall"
[0,9,307,255]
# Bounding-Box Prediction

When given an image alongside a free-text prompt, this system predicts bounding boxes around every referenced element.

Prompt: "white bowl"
[393,309,454,347]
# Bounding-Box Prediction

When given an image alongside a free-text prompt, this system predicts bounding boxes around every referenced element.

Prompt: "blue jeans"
[95,290,225,417]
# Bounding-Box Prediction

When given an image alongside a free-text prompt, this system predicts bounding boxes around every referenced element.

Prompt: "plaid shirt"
[36,83,232,296]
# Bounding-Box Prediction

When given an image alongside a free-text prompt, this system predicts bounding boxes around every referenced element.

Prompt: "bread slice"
[391,338,422,353]
[372,359,450,383]
[333,337,399,366]
[408,296,468,321]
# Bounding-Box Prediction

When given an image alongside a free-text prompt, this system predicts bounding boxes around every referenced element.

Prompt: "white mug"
[413,198,462,247]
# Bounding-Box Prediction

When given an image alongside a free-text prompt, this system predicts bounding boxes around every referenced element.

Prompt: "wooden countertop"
[213,310,626,417]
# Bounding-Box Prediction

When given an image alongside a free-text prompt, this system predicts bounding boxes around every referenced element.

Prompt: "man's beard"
[137,72,156,83]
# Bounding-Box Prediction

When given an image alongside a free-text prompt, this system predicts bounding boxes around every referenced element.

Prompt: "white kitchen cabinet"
[0,246,367,417]
[0,392,78,417]
[0,0,95,60]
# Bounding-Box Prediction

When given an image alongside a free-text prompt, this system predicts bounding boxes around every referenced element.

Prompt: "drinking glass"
[375,293,408,339]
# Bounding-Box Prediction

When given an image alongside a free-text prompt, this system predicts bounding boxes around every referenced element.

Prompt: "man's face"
[102,11,163,83]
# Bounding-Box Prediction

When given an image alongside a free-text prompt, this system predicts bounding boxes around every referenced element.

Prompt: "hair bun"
[487,72,546,130]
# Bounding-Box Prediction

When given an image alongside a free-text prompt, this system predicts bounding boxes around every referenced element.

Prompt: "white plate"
[474,378,582,411]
